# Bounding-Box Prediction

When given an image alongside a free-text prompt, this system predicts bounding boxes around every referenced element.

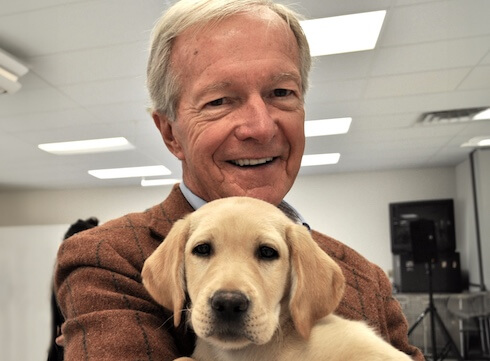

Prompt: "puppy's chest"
[192,331,307,361]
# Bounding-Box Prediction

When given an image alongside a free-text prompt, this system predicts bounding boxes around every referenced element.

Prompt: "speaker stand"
[408,260,464,361]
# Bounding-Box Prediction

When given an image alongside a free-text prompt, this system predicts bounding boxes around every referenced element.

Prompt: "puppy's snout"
[211,291,249,321]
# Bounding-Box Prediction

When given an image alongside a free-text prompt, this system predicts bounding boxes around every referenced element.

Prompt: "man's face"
[154,8,305,205]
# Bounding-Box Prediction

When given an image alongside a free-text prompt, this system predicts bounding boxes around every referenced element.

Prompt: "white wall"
[0,224,68,361]
[0,186,174,227]
[456,148,490,290]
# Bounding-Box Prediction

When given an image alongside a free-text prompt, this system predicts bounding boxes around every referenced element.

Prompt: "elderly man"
[55,0,424,360]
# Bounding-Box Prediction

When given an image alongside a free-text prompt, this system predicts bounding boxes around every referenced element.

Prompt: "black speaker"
[410,219,438,263]
[390,199,456,255]
[392,253,463,293]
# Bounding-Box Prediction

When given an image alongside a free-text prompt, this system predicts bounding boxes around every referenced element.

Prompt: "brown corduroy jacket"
[55,184,424,360]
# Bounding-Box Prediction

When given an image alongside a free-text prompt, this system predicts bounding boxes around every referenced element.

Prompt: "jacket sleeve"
[374,265,425,361]
[54,229,193,361]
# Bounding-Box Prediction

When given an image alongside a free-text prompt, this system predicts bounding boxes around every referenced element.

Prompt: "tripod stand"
[408,258,464,361]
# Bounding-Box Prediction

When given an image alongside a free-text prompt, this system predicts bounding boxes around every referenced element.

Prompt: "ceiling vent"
[0,48,29,95]
[417,107,489,125]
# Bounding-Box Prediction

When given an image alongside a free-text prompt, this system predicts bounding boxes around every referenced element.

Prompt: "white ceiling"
[0,0,489,191]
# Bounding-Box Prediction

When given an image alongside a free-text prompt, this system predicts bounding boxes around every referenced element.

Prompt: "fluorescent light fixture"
[301,153,340,167]
[305,117,352,137]
[478,138,490,147]
[473,108,490,121]
[301,10,386,57]
[0,48,29,94]
[461,136,490,148]
[0,66,18,82]
[39,137,134,155]
[89,165,171,179]
[141,178,181,187]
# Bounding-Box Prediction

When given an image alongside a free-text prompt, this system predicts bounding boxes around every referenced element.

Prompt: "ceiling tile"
[0,108,98,133]
[364,68,470,98]
[380,0,490,47]
[30,41,149,86]
[0,0,83,16]
[372,37,490,76]
[0,88,80,117]
[0,0,166,57]
[458,65,490,91]
[58,76,148,106]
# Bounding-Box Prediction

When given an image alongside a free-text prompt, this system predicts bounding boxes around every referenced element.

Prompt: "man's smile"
[228,157,275,167]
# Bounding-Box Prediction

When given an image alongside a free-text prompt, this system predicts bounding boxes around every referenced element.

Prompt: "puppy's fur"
[142,197,412,361]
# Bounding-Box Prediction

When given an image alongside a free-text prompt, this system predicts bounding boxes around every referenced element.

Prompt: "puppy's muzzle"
[211,290,249,323]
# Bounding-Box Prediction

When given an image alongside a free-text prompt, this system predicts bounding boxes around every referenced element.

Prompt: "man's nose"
[234,95,277,143]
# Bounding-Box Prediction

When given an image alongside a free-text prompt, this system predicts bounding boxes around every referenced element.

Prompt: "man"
[55,0,424,360]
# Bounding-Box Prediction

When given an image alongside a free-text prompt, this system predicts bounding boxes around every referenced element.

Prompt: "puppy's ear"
[287,224,345,339]
[142,218,189,327]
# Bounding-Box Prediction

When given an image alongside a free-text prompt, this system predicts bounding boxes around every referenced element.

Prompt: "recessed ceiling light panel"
[305,117,352,137]
[301,10,386,57]
[39,137,134,155]
[141,178,181,187]
[473,108,490,121]
[461,136,490,148]
[88,165,171,179]
[301,153,340,167]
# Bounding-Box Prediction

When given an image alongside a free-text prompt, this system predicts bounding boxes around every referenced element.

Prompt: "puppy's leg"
[174,358,195,361]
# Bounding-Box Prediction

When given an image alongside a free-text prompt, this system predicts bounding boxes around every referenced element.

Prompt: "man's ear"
[152,111,184,160]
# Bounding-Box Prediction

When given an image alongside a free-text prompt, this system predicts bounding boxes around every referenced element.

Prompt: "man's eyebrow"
[198,81,232,96]
[271,72,301,86]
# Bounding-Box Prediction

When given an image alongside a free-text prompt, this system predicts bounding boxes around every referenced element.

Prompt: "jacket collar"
[148,183,194,241]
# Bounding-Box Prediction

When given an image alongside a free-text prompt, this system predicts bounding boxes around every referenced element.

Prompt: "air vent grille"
[418,107,488,125]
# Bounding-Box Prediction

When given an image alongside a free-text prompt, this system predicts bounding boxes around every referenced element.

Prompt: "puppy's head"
[142,197,344,346]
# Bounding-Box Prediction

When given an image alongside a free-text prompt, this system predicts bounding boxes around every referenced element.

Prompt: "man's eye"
[206,98,225,107]
[273,89,292,97]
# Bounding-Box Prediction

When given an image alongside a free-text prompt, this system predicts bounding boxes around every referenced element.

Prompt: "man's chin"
[221,184,290,206]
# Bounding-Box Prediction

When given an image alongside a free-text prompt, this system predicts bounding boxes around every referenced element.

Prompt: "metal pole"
[469,149,486,291]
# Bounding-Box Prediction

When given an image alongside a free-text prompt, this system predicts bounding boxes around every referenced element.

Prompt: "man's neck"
[179,182,310,230]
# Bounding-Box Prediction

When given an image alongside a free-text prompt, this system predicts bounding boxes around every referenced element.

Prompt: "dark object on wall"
[393,253,463,293]
[389,199,456,255]
[410,219,439,263]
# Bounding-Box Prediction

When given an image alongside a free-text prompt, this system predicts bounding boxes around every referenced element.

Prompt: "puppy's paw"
[174,358,195,361]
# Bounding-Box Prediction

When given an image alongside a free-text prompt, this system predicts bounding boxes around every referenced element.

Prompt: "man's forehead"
[173,8,295,54]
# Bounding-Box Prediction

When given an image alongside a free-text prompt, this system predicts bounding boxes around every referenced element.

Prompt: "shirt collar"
[179,182,310,230]
[179,182,207,210]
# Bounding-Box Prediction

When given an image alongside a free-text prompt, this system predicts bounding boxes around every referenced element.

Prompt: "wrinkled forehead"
[176,6,293,43]
[171,7,300,70]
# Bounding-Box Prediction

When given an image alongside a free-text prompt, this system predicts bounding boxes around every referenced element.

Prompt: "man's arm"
[54,227,190,360]
[374,265,425,361]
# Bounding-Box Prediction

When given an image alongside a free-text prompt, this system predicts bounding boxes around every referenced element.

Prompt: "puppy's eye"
[192,243,212,257]
[258,246,279,260]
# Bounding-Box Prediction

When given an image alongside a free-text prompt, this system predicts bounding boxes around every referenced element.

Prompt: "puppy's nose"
[211,291,249,321]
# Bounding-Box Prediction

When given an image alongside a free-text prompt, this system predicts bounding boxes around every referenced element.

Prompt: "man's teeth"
[232,157,273,167]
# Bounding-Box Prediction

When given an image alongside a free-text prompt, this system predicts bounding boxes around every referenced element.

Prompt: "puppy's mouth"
[208,329,257,349]
[228,157,275,167]
[214,330,246,341]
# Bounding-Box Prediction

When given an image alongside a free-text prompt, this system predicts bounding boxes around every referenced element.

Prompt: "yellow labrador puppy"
[142,197,412,361]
